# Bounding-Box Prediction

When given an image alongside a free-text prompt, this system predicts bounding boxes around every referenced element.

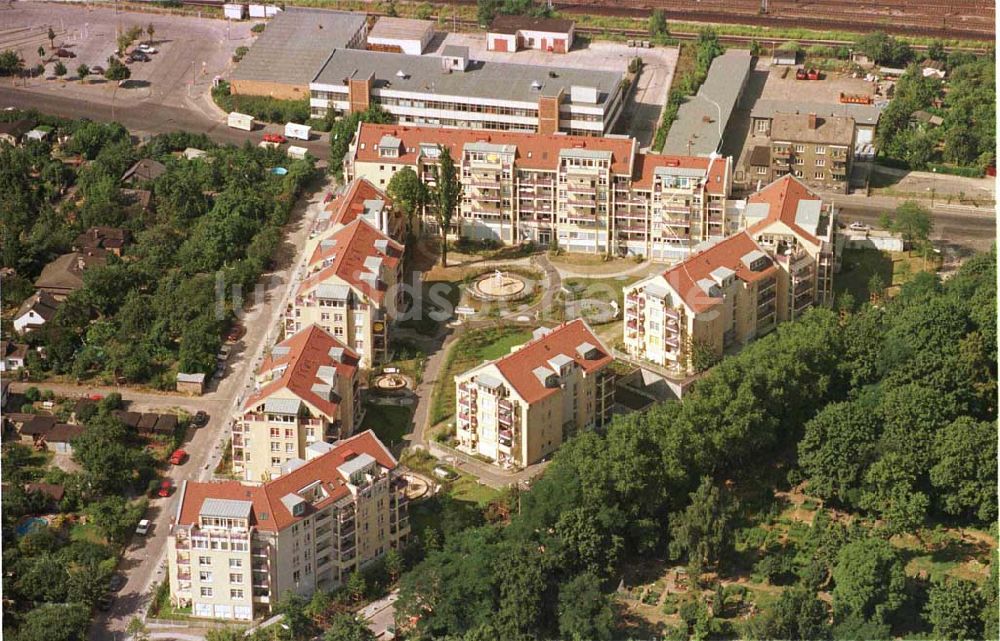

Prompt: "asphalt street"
[837,202,996,254]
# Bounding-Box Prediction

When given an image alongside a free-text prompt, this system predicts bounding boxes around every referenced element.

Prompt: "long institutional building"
[623,175,837,373]
[169,431,409,620]
[454,320,615,468]
[347,123,735,259]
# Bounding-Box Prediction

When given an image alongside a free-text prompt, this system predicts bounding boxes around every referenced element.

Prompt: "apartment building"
[316,178,406,242]
[769,113,855,193]
[168,431,409,621]
[233,325,362,482]
[286,218,405,369]
[346,123,735,259]
[309,47,623,136]
[454,320,614,467]
[623,175,836,373]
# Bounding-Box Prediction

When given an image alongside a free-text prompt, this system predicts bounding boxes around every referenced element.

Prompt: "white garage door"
[213,604,233,619]
[856,127,874,144]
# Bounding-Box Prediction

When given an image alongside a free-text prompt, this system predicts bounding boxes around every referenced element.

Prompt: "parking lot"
[0,2,251,110]
[431,32,677,147]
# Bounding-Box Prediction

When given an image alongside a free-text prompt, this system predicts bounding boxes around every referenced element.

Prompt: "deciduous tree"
[429,145,462,267]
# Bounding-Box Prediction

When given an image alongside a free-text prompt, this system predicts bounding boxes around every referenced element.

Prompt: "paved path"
[74,173,337,641]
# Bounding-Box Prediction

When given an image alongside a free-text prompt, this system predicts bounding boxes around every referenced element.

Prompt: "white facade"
[14,309,47,334]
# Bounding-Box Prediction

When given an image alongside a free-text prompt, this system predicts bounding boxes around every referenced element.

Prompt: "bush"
[23,386,40,402]
[211,81,310,124]
[232,46,249,63]
[251,23,266,33]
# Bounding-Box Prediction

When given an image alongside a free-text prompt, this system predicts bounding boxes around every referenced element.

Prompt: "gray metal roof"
[176,372,205,383]
[368,17,434,41]
[441,45,469,59]
[338,452,376,481]
[532,366,554,386]
[560,148,613,160]
[312,48,621,107]
[315,283,350,300]
[575,341,596,358]
[200,498,253,519]
[476,372,505,390]
[264,398,302,414]
[664,50,752,157]
[711,266,736,282]
[741,249,768,268]
[654,165,706,179]
[232,8,368,86]
[644,280,671,300]
[548,353,574,370]
[751,99,881,126]
[328,346,345,361]
[744,202,771,221]
[795,199,823,234]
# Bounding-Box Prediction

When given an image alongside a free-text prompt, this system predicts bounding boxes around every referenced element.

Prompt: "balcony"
[177,570,191,581]
[664,307,680,320]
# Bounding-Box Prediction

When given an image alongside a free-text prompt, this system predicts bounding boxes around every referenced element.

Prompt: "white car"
[137,44,157,54]
[135,519,151,536]
[849,222,869,231]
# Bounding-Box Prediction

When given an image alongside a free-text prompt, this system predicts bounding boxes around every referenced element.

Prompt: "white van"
[284,122,311,141]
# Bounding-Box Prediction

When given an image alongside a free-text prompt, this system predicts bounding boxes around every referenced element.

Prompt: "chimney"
[808,113,818,129]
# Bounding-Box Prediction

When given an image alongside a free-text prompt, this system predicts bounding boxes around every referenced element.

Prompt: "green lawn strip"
[430,325,534,425]
[361,403,414,448]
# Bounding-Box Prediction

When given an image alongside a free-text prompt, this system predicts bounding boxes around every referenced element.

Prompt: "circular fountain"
[470,269,533,302]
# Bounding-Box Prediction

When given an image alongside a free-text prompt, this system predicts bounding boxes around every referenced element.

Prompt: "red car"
[169,449,187,465]
[157,480,174,497]
[88,393,104,401]
[263,133,287,144]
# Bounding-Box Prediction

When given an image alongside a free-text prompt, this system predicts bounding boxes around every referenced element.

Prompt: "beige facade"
[624,175,836,374]
[453,320,614,467]
[767,113,855,194]
[233,325,362,482]
[347,124,735,260]
[169,431,409,621]
[286,219,405,369]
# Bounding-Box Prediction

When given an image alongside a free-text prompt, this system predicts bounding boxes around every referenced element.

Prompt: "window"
[271,442,280,452]
[306,427,315,438]
[293,570,301,583]
[793,144,805,153]
[199,556,212,565]
[754,119,769,133]
[229,558,242,568]
[815,146,826,155]
[199,572,213,582]
[230,573,244,584]
[814,172,825,179]
[815,159,825,167]
[755,166,768,175]
[231,589,244,600]
[271,457,282,466]
[285,429,294,438]
[285,443,294,452]
[200,587,213,598]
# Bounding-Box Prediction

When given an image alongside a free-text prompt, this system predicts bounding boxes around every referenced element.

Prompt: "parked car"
[849,221,869,231]
[124,56,134,64]
[157,480,174,497]
[88,393,103,401]
[131,51,150,62]
[55,48,76,58]
[192,411,209,428]
[263,133,287,144]
[91,65,105,75]
[169,449,187,465]
[96,594,114,611]
[109,574,127,592]
[135,519,151,536]
[137,43,157,54]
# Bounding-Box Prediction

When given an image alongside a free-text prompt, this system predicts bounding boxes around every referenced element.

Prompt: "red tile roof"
[746,175,822,245]
[243,324,359,419]
[355,123,637,176]
[491,319,612,404]
[632,153,729,195]
[300,218,403,305]
[176,431,397,532]
[324,178,394,229]
[662,232,777,314]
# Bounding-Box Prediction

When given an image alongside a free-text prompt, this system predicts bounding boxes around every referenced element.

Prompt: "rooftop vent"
[531,80,542,90]
[396,70,408,79]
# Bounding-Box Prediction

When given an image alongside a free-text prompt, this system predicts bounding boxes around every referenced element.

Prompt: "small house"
[121,158,167,185]
[176,372,206,395]
[1,341,28,372]
[0,119,33,146]
[137,413,160,435]
[13,291,61,334]
[771,51,798,66]
[487,16,574,54]
[45,423,85,454]
[19,416,56,445]
[154,414,178,436]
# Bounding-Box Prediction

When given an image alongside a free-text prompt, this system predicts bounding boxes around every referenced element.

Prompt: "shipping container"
[287,145,308,160]
[284,122,311,141]
[227,112,254,131]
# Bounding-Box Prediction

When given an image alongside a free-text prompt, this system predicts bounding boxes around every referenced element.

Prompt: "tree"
[76,63,89,80]
[13,602,91,641]
[347,570,366,602]
[86,496,146,547]
[272,591,316,640]
[927,39,946,61]
[855,31,911,66]
[386,166,426,239]
[0,49,24,76]
[429,145,462,267]
[649,9,668,37]
[760,585,831,640]
[323,613,376,641]
[105,56,130,82]
[930,416,997,522]
[384,548,403,583]
[832,538,906,625]
[879,200,933,247]
[47,26,56,49]
[38,45,45,60]
[924,578,985,640]
[146,22,155,44]
[557,571,615,641]
[668,476,739,574]
[53,60,66,77]
[983,552,999,640]
[477,0,500,25]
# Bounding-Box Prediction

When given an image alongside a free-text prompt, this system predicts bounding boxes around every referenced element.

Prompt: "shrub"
[251,23,266,33]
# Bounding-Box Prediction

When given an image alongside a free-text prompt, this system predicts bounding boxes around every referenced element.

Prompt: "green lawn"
[430,325,534,425]
[70,521,105,545]
[361,404,413,449]
[564,275,642,306]
[835,248,941,307]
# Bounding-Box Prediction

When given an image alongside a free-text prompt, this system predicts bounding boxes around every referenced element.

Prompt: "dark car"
[96,594,114,611]
[55,48,76,58]
[192,411,209,428]
[108,574,127,592]
[91,65,105,75]
[131,51,150,62]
